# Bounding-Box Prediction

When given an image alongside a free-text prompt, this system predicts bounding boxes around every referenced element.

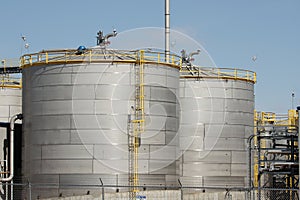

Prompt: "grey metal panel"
[41,85,74,100]
[30,174,59,184]
[37,73,72,86]
[41,145,93,159]
[183,163,230,176]
[70,130,128,145]
[203,176,246,186]
[180,176,203,186]
[149,161,177,175]
[59,174,115,185]
[226,111,253,125]
[178,123,204,137]
[150,145,176,161]
[166,117,179,131]
[93,144,128,160]
[41,160,93,174]
[149,101,177,117]
[145,74,167,86]
[41,100,72,115]
[232,151,247,163]
[226,99,254,113]
[93,159,148,174]
[231,164,247,176]
[232,88,254,100]
[204,137,245,151]
[165,131,179,145]
[205,124,246,138]
[167,75,179,89]
[180,136,204,151]
[141,130,166,145]
[183,150,231,163]
[33,115,72,130]
[72,85,96,100]
[0,106,9,118]
[150,87,177,102]
[32,130,71,145]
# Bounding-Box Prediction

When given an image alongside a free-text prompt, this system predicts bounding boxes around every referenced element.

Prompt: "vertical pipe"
[10,180,13,200]
[0,113,22,182]
[297,106,300,198]
[165,0,170,63]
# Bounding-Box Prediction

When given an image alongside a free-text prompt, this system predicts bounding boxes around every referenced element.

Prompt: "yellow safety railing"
[0,75,22,89]
[20,49,182,69]
[180,67,256,83]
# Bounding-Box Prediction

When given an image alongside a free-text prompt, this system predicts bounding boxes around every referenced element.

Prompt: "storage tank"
[179,67,256,188]
[0,75,22,168]
[0,76,22,122]
[21,48,181,198]
[0,74,22,198]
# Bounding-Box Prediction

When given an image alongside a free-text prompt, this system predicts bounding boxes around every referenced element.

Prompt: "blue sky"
[1,0,299,113]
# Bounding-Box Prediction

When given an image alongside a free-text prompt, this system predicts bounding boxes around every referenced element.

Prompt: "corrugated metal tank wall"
[22,49,180,198]
[179,77,254,187]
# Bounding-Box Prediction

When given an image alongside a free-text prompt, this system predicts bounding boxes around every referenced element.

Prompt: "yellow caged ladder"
[129,50,145,199]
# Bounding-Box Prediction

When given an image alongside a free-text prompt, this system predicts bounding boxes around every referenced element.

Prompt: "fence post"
[178,179,183,200]
[28,180,32,200]
[99,178,104,200]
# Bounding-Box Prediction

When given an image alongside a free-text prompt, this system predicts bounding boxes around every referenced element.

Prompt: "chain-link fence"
[254,188,299,200]
[1,182,299,200]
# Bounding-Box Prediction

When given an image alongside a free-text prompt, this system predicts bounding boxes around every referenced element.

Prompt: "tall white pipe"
[165,0,170,62]
[0,114,22,182]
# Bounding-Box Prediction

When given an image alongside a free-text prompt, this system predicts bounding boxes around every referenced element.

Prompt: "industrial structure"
[179,65,256,188]
[21,47,182,198]
[0,1,298,197]
[253,110,299,199]
[0,59,22,199]
[14,40,263,199]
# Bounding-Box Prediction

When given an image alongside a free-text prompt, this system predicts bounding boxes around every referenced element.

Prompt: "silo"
[21,48,181,198]
[179,67,256,188]
[0,76,22,122]
[0,74,22,197]
[0,75,22,165]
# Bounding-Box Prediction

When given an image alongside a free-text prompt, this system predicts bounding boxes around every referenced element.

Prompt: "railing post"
[158,53,160,63]
[89,50,92,62]
[28,181,32,200]
[234,69,237,79]
[45,52,48,64]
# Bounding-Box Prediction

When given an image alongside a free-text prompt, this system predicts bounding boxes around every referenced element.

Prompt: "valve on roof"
[181,49,201,65]
[96,29,117,46]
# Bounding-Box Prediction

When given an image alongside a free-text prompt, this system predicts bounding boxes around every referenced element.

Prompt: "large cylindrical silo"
[0,75,22,199]
[0,76,22,169]
[21,48,181,198]
[179,67,256,188]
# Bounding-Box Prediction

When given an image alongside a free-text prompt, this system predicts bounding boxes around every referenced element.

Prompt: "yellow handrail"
[0,76,22,89]
[20,49,182,69]
[180,66,256,83]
